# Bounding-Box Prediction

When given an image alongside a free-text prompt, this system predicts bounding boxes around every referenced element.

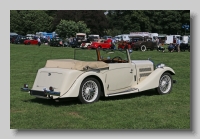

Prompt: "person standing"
[37,37,41,46]
[156,37,159,47]
[177,38,180,52]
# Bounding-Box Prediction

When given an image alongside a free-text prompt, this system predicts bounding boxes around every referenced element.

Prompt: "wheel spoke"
[81,80,98,102]
[159,74,172,94]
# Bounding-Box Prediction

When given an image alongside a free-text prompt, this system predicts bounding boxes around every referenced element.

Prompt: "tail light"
[24,84,28,88]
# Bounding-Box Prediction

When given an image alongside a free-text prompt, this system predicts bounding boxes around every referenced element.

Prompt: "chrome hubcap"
[159,75,171,93]
[82,80,98,102]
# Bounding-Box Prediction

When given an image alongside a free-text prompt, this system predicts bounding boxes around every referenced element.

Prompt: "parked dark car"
[180,43,190,52]
[10,35,18,43]
[49,37,65,47]
[130,36,157,51]
[69,41,79,48]
[172,43,190,52]
[13,35,28,44]
[69,38,80,48]
[40,38,49,44]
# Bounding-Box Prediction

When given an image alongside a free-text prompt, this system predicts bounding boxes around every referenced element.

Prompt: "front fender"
[60,71,105,98]
[134,66,175,92]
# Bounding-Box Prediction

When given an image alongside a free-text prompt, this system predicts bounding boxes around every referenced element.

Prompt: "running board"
[107,88,139,97]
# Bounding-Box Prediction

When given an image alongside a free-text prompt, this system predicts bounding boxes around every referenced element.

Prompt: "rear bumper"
[30,90,60,97]
[21,87,30,92]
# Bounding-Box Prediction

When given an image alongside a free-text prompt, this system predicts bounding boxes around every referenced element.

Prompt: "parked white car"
[21,49,176,104]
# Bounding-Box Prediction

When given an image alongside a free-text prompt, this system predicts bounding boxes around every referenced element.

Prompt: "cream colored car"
[21,49,176,104]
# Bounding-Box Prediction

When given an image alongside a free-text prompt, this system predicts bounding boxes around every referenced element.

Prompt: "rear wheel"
[156,72,173,95]
[141,45,146,52]
[78,77,101,104]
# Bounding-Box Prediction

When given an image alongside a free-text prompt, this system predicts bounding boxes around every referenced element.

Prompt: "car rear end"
[28,68,83,99]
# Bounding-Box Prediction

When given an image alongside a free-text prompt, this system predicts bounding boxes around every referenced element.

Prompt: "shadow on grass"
[22,89,159,106]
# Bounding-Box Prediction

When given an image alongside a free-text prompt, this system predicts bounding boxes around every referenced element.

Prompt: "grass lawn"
[10,44,190,129]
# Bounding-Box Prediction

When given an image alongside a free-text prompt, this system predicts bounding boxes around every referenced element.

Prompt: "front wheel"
[78,77,101,104]
[156,72,173,95]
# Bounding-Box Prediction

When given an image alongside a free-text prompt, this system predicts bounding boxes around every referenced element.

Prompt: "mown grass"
[10,44,190,129]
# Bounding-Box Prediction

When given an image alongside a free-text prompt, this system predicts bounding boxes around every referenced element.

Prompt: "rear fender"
[60,71,105,98]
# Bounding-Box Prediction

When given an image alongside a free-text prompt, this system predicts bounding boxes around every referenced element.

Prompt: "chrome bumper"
[21,87,30,92]
[44,90,60,96]
[30,90,60,97]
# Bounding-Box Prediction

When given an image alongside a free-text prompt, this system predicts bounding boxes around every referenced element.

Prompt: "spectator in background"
[168,43,174,52]
[177,38,180,52]
[47,36,50,42]
[110,38,116,49]
[156,37,159,47]
[37,37,41,46]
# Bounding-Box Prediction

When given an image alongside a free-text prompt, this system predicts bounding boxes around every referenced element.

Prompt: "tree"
[55,20,90,38]
[10,10,23,34]
[53,10,109,36]
[13,10,54,35]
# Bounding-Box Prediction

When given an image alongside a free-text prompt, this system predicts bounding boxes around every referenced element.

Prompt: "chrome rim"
[82,80,98,102]
[159,75,172,93]
[141,45,146,51]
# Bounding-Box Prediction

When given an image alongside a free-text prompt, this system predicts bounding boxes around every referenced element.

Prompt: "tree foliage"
[11,10,53,35]
[10,10,190,36]
[53,10,109,36]
[55,20,90,38]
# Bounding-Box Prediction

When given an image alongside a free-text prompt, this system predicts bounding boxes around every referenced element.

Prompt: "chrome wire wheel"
[159,75,171,93]
[79,78,101,104]
[157,73,173,95]
[82,80,98,102]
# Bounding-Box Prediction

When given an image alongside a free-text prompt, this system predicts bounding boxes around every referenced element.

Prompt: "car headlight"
[156,63,165,68]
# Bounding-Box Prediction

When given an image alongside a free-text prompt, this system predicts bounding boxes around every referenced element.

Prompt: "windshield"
[130,37,143,42]
[74,49,129,63]
[100,49,129,62]
[77,35,85,40]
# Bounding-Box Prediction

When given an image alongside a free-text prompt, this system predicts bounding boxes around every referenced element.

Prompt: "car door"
[105,63,134,92]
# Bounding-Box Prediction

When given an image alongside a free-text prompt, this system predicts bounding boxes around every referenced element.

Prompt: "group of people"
[167,38,181,52]
[37,36,51,47]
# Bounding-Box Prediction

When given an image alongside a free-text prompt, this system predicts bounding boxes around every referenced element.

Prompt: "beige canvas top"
[45,59,109,71]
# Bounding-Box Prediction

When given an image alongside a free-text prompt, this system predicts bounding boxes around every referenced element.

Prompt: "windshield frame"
[74,49,130,63]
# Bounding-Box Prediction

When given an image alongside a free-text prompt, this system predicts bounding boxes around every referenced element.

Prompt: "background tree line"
[10,10,190,37]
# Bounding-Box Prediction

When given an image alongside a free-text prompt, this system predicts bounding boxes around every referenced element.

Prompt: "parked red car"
[24,38,38,45]
[118,41,132,50]
[89,39,112,49]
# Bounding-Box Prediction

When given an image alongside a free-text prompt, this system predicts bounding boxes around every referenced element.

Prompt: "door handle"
[130,69,133,73]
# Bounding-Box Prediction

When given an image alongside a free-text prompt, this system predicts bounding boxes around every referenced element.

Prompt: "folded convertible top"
[45,59,109,71]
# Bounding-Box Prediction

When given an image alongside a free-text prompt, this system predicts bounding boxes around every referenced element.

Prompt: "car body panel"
[89,39,112,49]
[24,39,38,45]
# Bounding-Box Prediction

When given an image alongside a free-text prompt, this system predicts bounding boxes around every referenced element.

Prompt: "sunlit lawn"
[10,44,190,129]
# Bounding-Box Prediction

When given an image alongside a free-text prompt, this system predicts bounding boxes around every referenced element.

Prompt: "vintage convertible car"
[21,49,176,104]
[13,35,28,44]
[89,39,112,49]
[129,36,157,51]
[24,38,38,45]
[80,38,92,48]
[49,37,67,47]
